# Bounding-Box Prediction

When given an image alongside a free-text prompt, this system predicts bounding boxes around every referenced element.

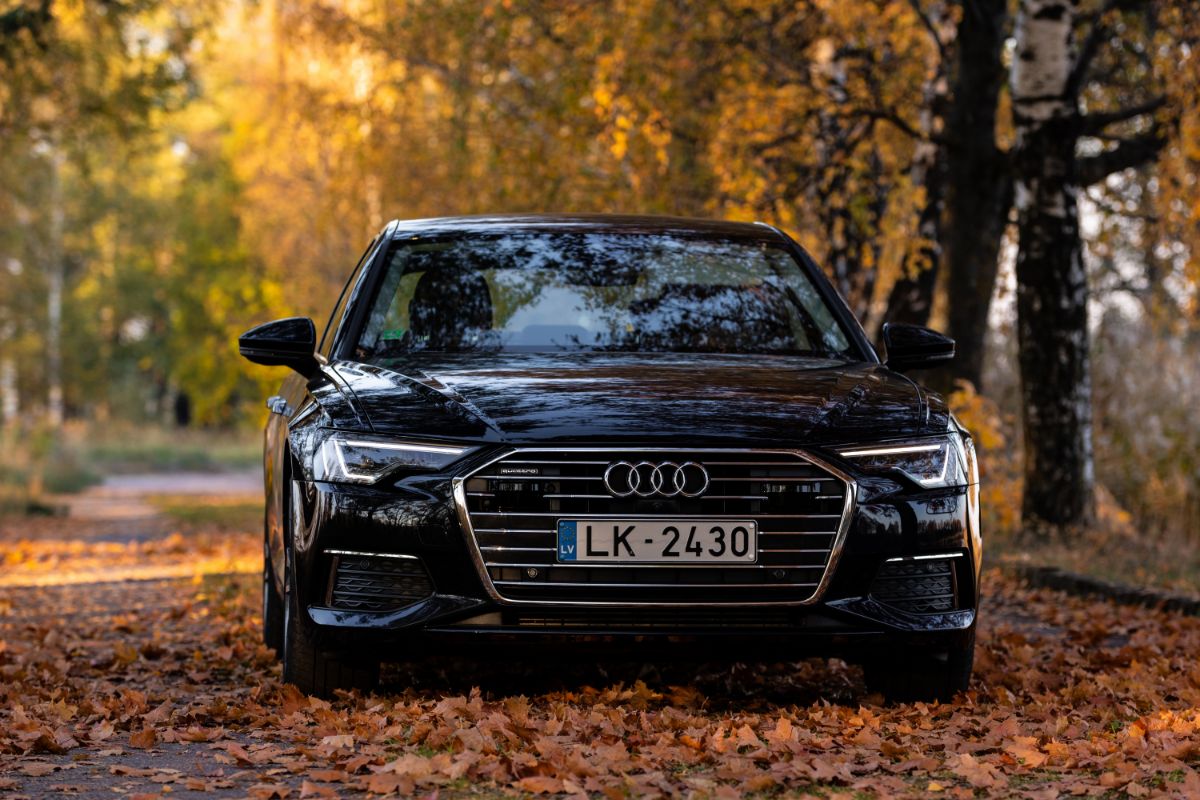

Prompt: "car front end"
[242,214,983,701]
[292,428,980,667]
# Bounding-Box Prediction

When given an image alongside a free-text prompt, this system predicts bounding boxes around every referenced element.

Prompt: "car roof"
[385,213,788,242]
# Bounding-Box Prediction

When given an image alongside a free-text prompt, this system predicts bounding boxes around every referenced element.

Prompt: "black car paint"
[325,353,943,445]
[238,317,320,375]
[255,214,981,662]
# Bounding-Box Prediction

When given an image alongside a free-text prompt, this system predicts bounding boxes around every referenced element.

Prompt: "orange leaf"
[129,728,158,749]
[19,762,57,777]
[950,753,999,788]
[364,773,414,795]
[516,776,563,794]
[300,780,337,798]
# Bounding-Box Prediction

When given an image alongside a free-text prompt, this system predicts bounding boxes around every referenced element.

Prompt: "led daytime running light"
[334,439,467,482]
[837,438,960,488]
[839,443,941,458]
[339,440,467,455]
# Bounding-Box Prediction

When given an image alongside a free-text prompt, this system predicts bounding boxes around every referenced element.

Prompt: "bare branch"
[1084,186,1160,222]
[1066,0,1149,99]
[750,127,808,154]
[1077,132,1166,186]
[906,0,948,63]
[844,108,952,146]
[1080,95,1166,134]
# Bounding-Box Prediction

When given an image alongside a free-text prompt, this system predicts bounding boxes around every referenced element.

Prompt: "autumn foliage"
[3,2,1200,794]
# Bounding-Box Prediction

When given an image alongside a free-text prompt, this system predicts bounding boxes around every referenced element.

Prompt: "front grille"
[327,554,434,612]
[870,558,957,613]
[457,449,852,604]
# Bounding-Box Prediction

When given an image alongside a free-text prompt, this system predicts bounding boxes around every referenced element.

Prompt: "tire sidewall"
[280,480,315,687]
[262,536,284,653]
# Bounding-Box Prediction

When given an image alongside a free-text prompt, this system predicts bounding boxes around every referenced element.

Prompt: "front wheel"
[280,537,379,698]
[862,629,975,704]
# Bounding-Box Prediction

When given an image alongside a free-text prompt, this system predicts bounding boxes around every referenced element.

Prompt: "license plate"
[556,519,757,564]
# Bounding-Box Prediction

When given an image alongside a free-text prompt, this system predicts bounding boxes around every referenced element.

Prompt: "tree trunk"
[941,0,1011,391]
[882,136,944,330]
[46,143,65,428]
[0,351,16,428]
[1011,0,1094,530]
[882,1,950,334]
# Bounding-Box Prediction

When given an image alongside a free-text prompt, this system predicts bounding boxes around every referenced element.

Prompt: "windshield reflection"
[355,233,853,362]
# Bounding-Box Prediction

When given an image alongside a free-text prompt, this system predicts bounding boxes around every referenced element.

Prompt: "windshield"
[353,232,855,362]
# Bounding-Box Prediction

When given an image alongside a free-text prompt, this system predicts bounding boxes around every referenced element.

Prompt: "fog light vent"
[870,557,957,614]
[327,553,434,612]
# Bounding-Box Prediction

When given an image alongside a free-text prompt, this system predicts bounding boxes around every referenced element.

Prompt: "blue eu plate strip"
[557,520,577,561]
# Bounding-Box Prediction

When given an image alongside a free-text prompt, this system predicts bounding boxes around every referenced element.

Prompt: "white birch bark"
[44,138,66,429]
[1011,0,1096,530]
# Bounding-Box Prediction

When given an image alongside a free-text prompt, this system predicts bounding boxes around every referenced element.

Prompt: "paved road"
[62,470,261,538]
[92,470,263,497]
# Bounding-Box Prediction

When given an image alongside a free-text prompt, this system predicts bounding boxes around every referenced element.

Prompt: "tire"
[280,511,379,698]
[262,538,284,656]
[862,628,975,703]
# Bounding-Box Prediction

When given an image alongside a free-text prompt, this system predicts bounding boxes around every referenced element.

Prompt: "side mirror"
[881,322,955,372]
[238,317,319,376]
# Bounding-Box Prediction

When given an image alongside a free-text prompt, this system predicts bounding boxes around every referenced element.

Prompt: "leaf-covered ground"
[3,486,1200,798]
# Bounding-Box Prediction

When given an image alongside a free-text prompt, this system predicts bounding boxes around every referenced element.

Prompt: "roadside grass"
[0,485,63,517]
[993,534,1200,597]
[79,425,259,474]
[0,424,259,521]
[990,495,1200,597]
[149,493,261,533]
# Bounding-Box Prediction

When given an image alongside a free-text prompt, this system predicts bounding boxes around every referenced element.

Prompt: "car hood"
[326,353,946,447]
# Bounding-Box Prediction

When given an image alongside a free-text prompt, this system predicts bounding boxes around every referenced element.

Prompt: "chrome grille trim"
[477,560,831,569]
[476,528,836,537]
[452,448,858,607]
[324,549,420,560]
[467,511,842,519]
[492,580,822,589]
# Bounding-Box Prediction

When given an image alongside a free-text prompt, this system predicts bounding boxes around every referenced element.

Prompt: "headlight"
[314,432,477,484]
[838,436,966,488]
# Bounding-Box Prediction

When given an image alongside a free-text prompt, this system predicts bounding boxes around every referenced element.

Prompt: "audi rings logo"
[603,461,710,498]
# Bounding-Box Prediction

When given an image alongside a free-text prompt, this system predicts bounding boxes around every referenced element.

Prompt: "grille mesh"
[460,449,850,604]
[870,558,957,613]
[328,554,434,612]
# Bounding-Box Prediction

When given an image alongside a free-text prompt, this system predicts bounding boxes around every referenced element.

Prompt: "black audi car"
[239,214,981,701]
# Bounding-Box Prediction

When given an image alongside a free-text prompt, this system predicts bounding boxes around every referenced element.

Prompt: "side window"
[358,259,419,355]
[318,236,380,358]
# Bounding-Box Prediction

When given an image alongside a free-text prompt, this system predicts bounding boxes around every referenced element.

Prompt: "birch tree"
[1011,0,1171,532]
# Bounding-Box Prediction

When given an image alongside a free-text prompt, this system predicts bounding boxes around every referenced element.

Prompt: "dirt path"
[3,478,1200,798]
[1,472,270,798]
[0,471,260,588]
[59,470,261,542]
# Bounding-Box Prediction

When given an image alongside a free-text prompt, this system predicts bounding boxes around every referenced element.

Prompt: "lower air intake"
[870,558,957,614]
[510,608,795,629]
[327,554,434,612]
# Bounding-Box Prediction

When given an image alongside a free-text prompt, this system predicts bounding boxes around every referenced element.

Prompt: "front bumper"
[288,445,982,660]
[307,597,975,661]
